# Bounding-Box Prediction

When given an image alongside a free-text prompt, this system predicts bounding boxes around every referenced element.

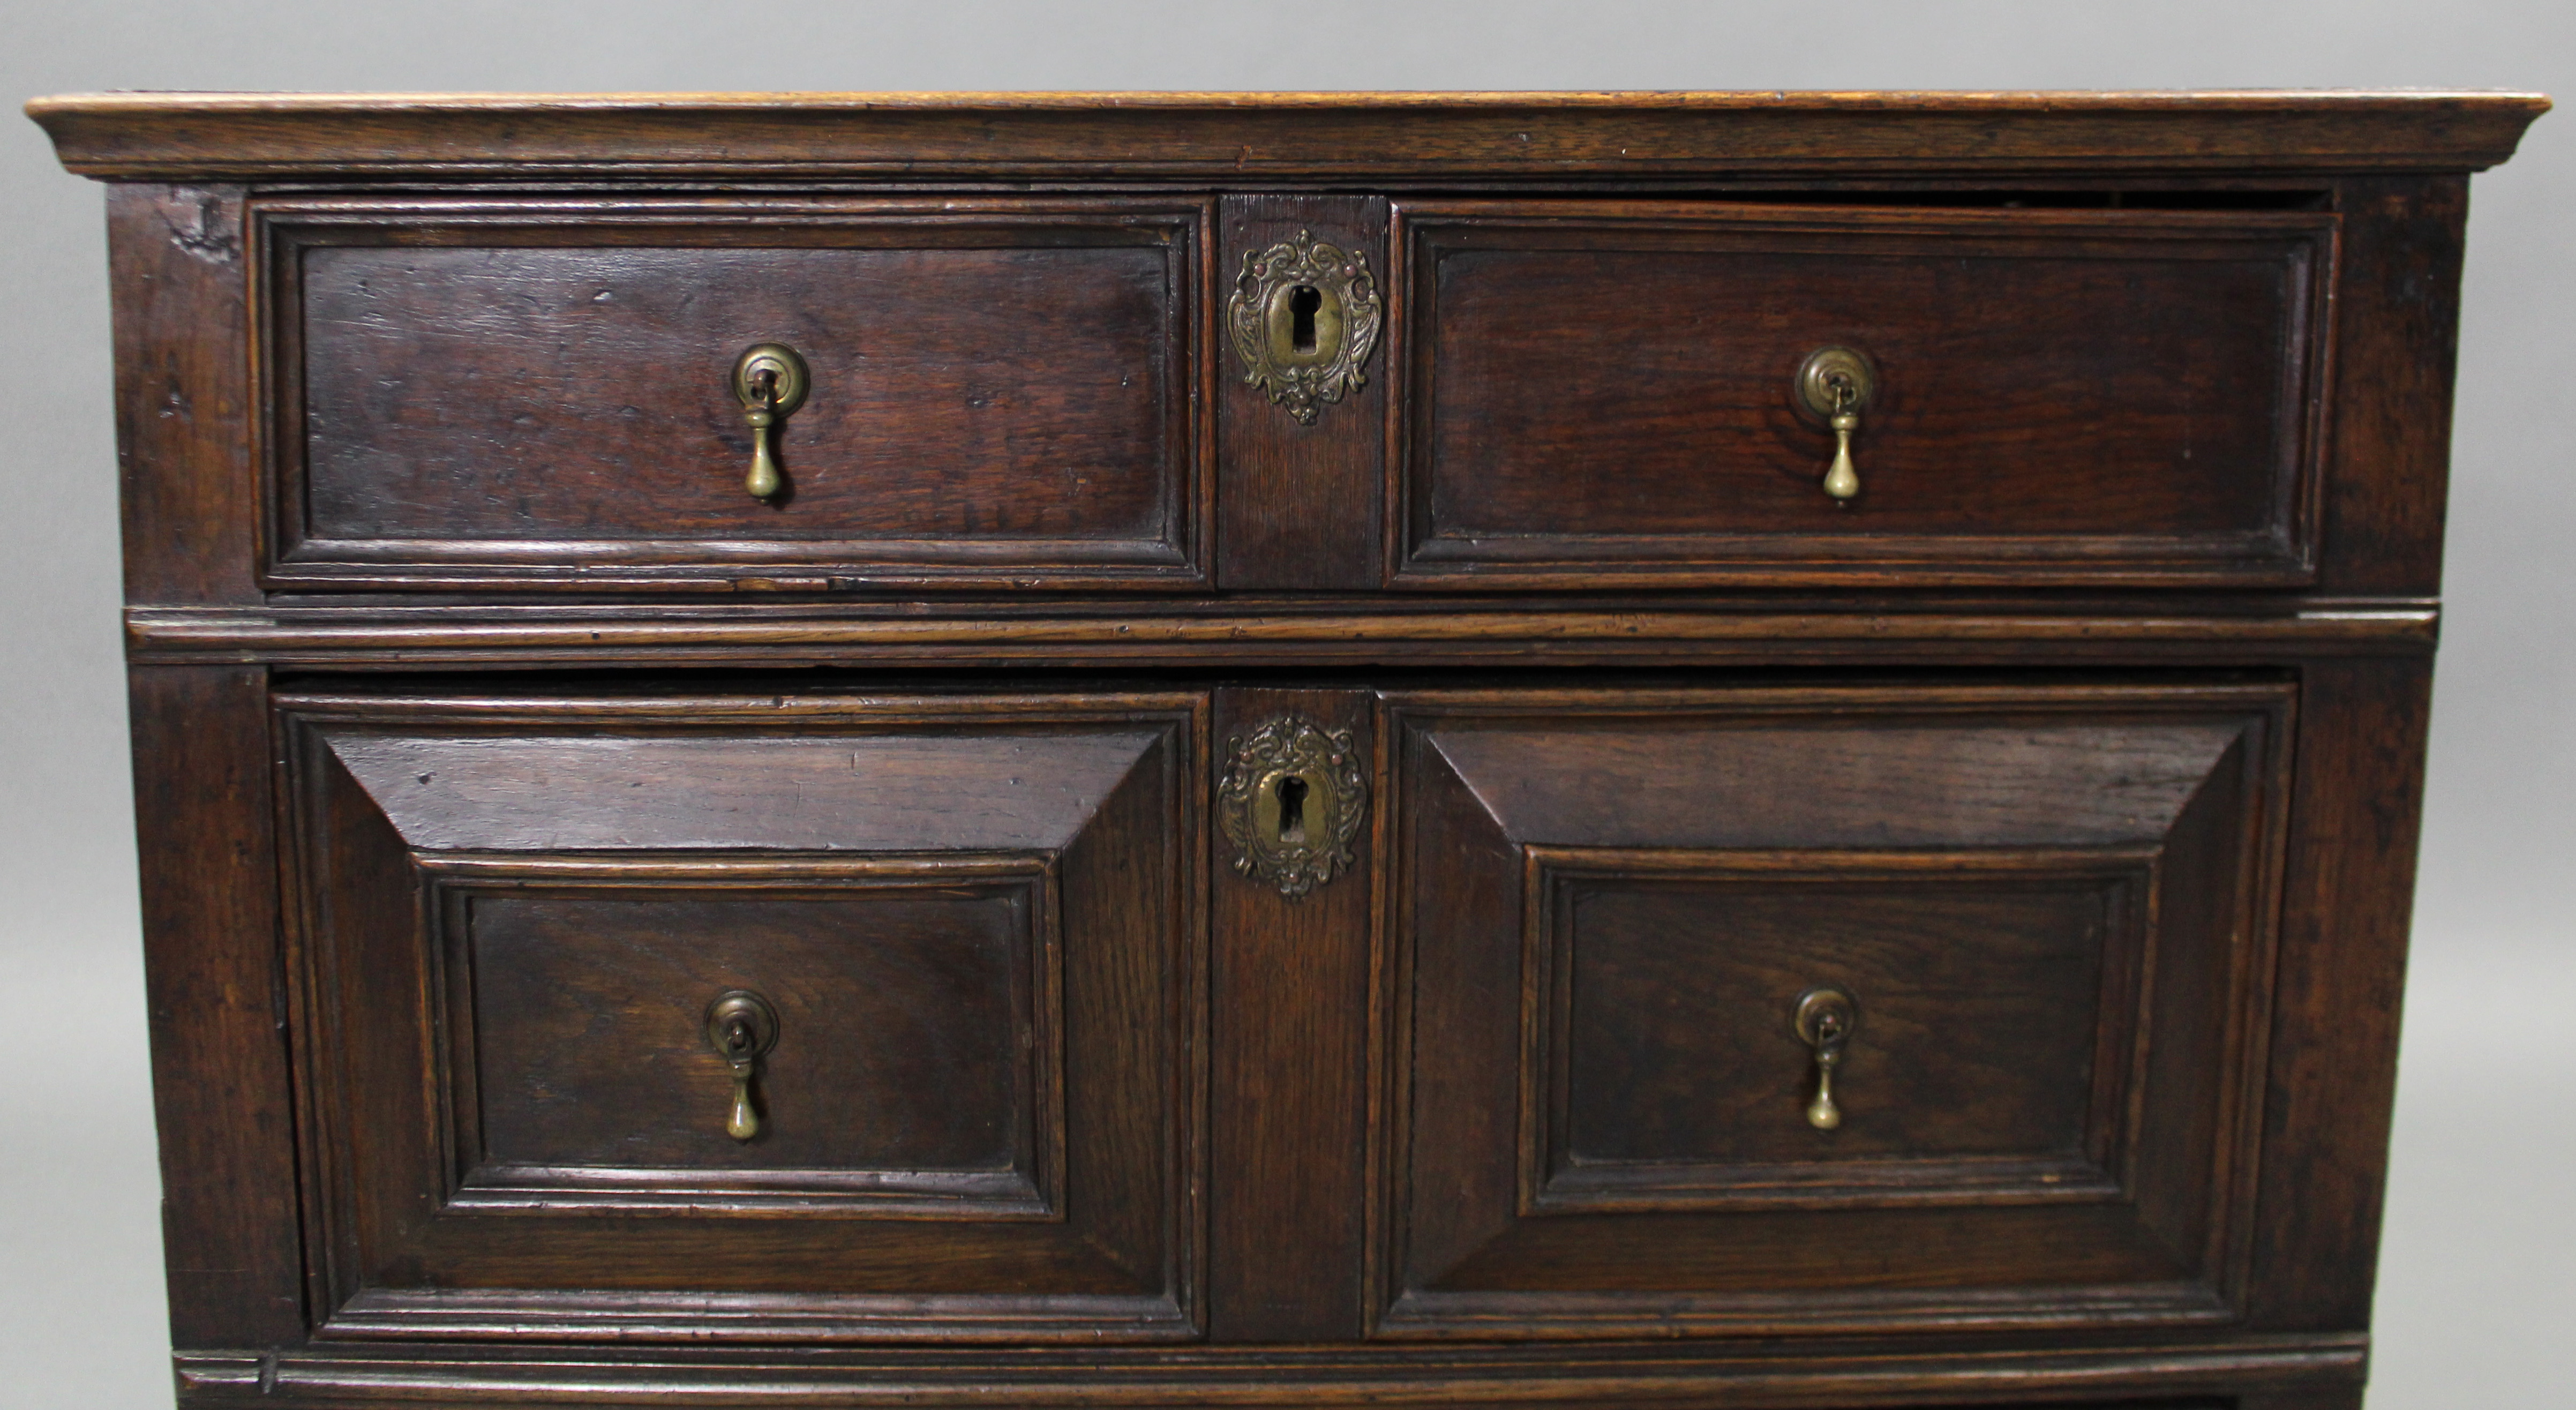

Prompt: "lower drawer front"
[1385,683,2290,1337]
[274,678,2289,1347]
[279,688,1203,1342]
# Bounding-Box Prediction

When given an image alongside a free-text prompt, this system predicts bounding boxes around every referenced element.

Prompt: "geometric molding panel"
[1384,682,2292,1338]
[277,687,1203,1344]
[1523,846,2156,1214]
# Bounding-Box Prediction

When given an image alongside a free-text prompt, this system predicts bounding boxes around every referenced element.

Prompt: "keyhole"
[1274,774,1310,843]
[1288,286,1321,354]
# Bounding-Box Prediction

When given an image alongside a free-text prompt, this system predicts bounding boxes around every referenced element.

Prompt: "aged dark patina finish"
[29,89,2545,1409]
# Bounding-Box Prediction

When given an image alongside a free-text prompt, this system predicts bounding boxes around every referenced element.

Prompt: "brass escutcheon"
[1217,714,1369,898]
[1226,230,1384,426]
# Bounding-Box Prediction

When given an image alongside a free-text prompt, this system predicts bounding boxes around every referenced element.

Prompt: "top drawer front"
[1396,202,2337,588]
[260,198,1207,591]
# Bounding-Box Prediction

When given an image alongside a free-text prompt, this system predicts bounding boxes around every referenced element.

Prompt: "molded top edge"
[27,88,2550,180]
[27,88,2558,111]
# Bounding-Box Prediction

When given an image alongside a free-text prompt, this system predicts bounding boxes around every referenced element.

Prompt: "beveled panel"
[261,198,1210,591]
[277,688,1203,1343]
[1394,202,2335,587]
[1384,683,2292,1338]
[326,728,1162,852]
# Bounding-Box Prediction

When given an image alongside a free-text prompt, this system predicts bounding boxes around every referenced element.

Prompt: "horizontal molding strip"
[172,1331,2365,1404]
[125,606,2438,666]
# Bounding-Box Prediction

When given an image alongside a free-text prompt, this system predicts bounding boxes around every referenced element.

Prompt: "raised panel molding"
[1381,684,2292,1338]
[424,854,1065,1218]
[1390,202,2335,588]
[1520,846,2156,1214]
[253,197,1215,593]
[276,689,1205,1344]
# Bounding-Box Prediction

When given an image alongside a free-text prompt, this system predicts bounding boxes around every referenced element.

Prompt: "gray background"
[2,3,2565,1405]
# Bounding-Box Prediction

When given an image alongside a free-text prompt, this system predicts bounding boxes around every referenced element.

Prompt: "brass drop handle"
[730,343,809,501]
[1821,387,1862,501]
[1793,347,1876,504]
[1792,986,1858,1130]
[703,989,780,1141]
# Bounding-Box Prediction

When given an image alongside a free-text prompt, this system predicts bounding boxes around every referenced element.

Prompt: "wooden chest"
[31,90,2546,1408]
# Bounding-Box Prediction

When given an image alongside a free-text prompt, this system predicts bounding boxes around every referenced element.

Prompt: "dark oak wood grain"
[2316,176,2470,598]
[1383,684,2288,1338]
[1216,196,1387,589]
[38,90,2527,1409]
[2247,656,2436,1330]
[1206,686,1379,1341]
[264,198,1208,591]
[118,602,2445,671]
[275,688,1204,1342]
[168,1334,2350,1404]
[127,666,305,1348]
[448,870,1055,1211]
[110,185,260,606]
[1536,852,2138,1192]
[1396,202,2331,587]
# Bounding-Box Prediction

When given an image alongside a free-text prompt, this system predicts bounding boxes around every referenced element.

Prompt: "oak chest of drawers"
[32,90,2546,1409]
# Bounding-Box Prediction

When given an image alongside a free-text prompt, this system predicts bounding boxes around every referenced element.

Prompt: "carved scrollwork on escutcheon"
[1216,714,1368,898]
[1226,229,1384,426]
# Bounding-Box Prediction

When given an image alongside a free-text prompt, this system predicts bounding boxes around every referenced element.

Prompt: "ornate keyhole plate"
[1218,715,1369,898]
[1226,229,1384,426]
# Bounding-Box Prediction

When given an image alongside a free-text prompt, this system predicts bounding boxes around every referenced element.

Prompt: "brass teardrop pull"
[1792,986,1858,1130]
[703,989,780,1142]
[742,378,782,501]
[730,343,809,502]
[724,1063,759,1139]
[1794,347,1876,504]
[1822,394,1862,501]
